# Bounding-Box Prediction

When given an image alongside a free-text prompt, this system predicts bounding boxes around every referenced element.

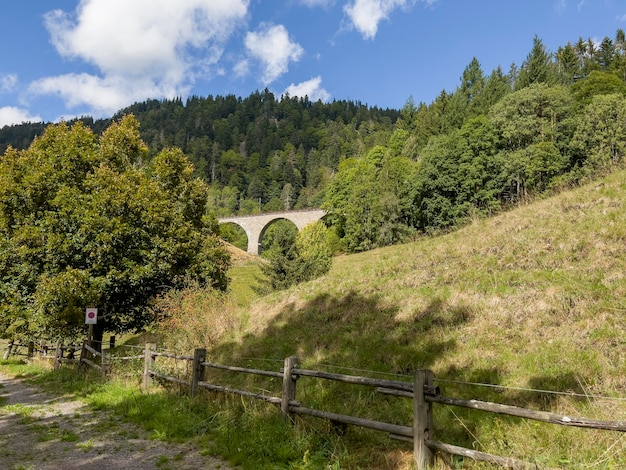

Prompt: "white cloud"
[618,14,626,22]
[233,59,250,78]
[28,73,185,118]
[284,76,330,102]
[1,74,18,93]
[244,24,304,85]
[344,0,436,40]
[0,107,42,127]
[33,0,249,116]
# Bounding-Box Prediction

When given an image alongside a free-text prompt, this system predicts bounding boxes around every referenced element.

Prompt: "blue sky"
[1,0,625,127]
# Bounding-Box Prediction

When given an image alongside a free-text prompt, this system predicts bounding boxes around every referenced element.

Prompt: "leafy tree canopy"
[0,116,230,340]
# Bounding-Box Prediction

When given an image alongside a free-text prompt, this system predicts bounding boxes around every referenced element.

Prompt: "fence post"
[3,340,14,360]
[77,340,88,371]
[101,348,111,377]
[27,341,34,359]
[414,370,435,469]
[191,348,207,398]
[142,343,156,391]
[282,356,299,423]
[54,342,62,369]
[109,336,116,350]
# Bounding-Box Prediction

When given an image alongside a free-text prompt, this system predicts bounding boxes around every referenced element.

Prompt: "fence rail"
[141,345,626,469]
[3,341,36,360]
[6,338,624,468]
[2,336,145,377]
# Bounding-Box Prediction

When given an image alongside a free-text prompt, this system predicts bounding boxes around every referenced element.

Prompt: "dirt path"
[0,371,231,470]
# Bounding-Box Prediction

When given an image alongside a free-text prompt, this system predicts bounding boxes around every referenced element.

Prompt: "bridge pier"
[218,209,326,255]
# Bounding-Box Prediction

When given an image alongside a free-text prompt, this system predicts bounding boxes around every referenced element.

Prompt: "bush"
[151,284,238,352]
[257,221,333,292]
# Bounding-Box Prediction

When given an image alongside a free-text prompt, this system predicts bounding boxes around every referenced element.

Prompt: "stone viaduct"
[218,209,327,255]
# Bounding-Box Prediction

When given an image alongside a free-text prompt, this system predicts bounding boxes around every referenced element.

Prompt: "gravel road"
[0,371,231,470]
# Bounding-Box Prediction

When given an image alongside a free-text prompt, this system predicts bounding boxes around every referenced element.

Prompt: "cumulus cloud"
[28,73,184,118]
[33,0,248,116]
[284,76,330,102]
[233,59,250,79]
[0,107,42,127]
[1,74,18,93]
[618,14,626,21]
[344,0,436,40]
[244,24,304,84]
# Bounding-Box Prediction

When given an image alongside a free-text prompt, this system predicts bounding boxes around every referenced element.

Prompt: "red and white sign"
[85,308,98,325]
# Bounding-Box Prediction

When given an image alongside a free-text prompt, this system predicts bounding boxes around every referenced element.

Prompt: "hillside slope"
[237,170,625,385]
[215,169,626,466]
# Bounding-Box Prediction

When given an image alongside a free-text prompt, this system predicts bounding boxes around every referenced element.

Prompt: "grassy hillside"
[210,169,626,468]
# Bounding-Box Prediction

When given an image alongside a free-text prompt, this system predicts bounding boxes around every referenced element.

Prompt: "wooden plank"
[142,343,156,391]
[292,368,413,392]
[414,370,434,469]
[108,355,144,360]
[428,395,626,432]
[54,342,62,369]
[151,371,190,386]
[83,343,101,357]
[426,440,536,469]
[153,351,194,360]
[80,358,102,371]
[3,340,13,360]
[282,356,298,423]
[291,406,413,437]
[198,381,283,405]
[389,433,413,443]
[202,361,283,378]
[377,387,412,398]
[191,348,206,398]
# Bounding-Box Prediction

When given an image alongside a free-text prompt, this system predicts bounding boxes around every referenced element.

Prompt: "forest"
[2,31,626,254]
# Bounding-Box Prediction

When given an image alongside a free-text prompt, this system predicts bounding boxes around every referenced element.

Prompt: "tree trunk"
[92,317,106,353]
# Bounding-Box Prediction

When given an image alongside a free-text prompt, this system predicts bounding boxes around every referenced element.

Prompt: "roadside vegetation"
[3,166,626,468]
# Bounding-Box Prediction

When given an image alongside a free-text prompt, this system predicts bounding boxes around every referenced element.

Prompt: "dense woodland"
[3,31,626,254]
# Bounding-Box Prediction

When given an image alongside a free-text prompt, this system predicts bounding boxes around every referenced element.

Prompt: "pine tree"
[516,35,552,90]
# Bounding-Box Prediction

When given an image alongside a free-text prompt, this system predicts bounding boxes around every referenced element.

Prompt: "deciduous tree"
[0,116,230,341]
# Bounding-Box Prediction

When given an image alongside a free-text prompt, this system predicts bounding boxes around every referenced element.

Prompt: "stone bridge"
[218,209,327,255]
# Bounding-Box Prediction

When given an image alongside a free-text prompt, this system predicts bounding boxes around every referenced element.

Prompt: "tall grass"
[205,169,626,468]
[3,170,626,468]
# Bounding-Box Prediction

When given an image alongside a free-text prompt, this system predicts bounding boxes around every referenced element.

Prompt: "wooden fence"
[3,337,143,376]
[3,340,36,360]
[5,339,625,467]
[2,340,74,362]
[76,338,144,375]
[142,345,626,469]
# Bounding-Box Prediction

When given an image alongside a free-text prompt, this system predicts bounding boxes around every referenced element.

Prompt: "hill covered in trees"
[2,30,626,254]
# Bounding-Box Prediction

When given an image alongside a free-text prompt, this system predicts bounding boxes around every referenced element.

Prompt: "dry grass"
[147,170,626,467]
[151,285,241,353]
[218,170,626,467]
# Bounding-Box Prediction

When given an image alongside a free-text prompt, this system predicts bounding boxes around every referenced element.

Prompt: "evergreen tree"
[598,36,617,70]
[516,35,553,89]
[555,43,581,84]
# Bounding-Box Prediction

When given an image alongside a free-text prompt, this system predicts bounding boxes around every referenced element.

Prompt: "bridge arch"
[218,209,326,255]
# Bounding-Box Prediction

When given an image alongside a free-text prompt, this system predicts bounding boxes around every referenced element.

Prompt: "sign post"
[85,308,98,346]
